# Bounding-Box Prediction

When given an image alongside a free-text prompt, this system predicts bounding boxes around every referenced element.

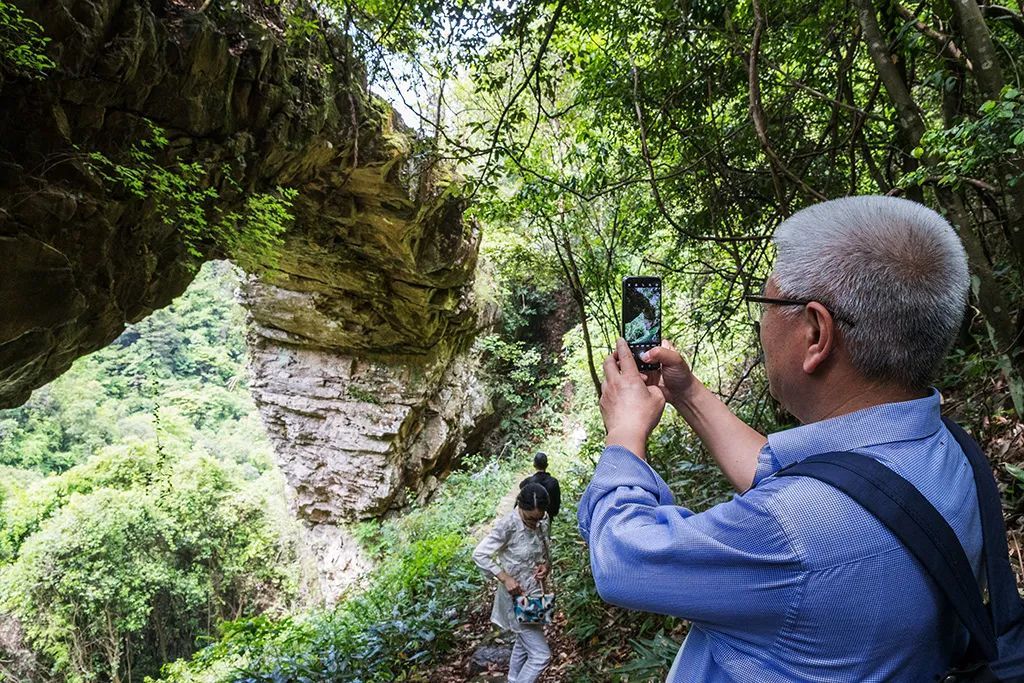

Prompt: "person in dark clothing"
[520,452,561,521]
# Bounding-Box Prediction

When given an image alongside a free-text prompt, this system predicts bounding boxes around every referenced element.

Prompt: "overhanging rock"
[1,0,496,595]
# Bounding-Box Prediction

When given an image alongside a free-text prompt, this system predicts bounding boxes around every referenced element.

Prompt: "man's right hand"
[643,340,699,409]
[642,339,767,493]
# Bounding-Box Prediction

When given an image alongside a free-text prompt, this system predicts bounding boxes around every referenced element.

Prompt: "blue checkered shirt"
[577,390,983,681]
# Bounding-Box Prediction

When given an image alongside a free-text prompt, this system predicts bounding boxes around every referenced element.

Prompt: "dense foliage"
[156,456,523,683]
[0,262,267,475]
[0,264,305,683]
[298,0,1024,418]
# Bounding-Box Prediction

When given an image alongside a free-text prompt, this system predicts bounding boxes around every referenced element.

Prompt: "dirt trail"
[469,469,531,543]
[436,423,589,682]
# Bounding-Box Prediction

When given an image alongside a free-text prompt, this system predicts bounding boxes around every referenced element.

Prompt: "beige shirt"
[472,509,550,630]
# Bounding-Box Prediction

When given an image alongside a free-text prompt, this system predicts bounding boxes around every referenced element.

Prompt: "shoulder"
[688,478,800,538]
[748,472,904,569]
[491,510,518,534]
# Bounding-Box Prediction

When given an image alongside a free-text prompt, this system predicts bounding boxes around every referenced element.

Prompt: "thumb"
[644,345,682,365]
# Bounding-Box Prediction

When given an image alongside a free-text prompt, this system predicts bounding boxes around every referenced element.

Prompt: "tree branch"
[474,0,566,198]
[629,59,770,244]
[893,2,973,71]
[747,0,827,208]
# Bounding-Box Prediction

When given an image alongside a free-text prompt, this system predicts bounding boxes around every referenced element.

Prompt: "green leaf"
[1006,464,1024,484]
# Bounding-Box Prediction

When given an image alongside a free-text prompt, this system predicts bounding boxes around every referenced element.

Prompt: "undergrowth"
[154,455,521,682]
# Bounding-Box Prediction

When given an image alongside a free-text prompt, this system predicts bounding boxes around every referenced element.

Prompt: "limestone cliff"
[0,0,494,596]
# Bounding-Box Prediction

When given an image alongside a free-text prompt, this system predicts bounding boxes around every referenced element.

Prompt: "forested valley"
[1,0,1022,680]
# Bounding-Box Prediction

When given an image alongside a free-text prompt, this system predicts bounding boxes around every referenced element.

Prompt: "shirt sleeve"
[473,514,513,577]
[549,479,561,518]
[577,446,803,630]
[541,515,552,565]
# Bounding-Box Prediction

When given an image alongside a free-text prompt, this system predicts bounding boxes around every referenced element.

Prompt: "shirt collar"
[764,388,943,470]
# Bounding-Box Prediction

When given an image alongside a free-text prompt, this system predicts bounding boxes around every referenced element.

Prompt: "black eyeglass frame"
[744,294,857,328]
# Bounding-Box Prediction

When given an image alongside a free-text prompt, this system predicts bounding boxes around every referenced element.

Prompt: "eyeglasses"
[744,294,857,331]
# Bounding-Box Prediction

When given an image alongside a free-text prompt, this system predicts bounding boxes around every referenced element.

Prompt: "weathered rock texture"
[248,338,495,520]
[0,0,493,591]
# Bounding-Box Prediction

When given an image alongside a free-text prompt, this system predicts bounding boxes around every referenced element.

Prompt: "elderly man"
[578,196,982,681]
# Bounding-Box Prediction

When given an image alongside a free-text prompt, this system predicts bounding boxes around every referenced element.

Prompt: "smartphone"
[622,276,662,371]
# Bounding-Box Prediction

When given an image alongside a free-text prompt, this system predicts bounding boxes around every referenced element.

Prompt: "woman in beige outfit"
[472,483,552,683]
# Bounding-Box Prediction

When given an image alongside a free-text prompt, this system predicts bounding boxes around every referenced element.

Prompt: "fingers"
[645,342,682,366]
[615,338,640,376]
[641,369,662,387]
[643,347,663,363]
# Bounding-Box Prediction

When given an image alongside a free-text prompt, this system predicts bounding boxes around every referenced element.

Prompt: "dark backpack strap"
[778,452,997,662]
[942,417,1024,636]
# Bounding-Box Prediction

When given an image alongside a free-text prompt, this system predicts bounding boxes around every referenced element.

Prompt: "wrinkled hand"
[503,576,523,596]
[533,563,549,581]
[600,338,667,459]
[640,340,698,409]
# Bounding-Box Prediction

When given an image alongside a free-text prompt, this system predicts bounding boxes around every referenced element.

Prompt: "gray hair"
[772,196,969,390]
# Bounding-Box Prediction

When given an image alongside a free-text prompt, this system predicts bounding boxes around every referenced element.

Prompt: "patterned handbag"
[513,528,555,624]
[513,593,555,624]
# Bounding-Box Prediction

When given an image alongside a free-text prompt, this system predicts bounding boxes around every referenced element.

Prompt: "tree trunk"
[945,0,1024,265]
[547,219,603,399]
[947,0,1005,97]
[855,0,1023,391]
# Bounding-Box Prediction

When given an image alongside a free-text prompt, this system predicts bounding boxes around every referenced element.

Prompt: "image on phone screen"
[623,281,661,346]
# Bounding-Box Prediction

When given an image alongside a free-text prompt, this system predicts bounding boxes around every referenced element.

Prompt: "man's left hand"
[534,563,549,581]
[600,338,667,460]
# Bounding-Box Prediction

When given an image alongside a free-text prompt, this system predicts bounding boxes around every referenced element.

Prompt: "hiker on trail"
[520,452,561,532]
[473,483,552,683]
[578,196,990,681]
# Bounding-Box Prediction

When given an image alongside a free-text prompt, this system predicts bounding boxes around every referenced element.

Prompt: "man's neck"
[795,378,928,424]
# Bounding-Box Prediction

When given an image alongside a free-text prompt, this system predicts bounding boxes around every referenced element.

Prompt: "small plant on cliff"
[85,120,297,272]
[0,1,55,79]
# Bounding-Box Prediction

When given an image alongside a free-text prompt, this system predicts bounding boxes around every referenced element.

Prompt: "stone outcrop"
[0,0,495,594]
[248,338,495,521]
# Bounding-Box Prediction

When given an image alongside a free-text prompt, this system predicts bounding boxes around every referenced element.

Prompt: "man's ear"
[802,302,836,374]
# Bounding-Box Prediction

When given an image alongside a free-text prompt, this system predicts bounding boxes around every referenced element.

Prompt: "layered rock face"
[1,0,492,597]
[248,339,493,521]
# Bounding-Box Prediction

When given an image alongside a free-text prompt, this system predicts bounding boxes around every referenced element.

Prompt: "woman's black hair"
[515,482,549,512]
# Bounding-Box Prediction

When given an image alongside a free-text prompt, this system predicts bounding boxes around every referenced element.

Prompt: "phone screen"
[623,278,662,349]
